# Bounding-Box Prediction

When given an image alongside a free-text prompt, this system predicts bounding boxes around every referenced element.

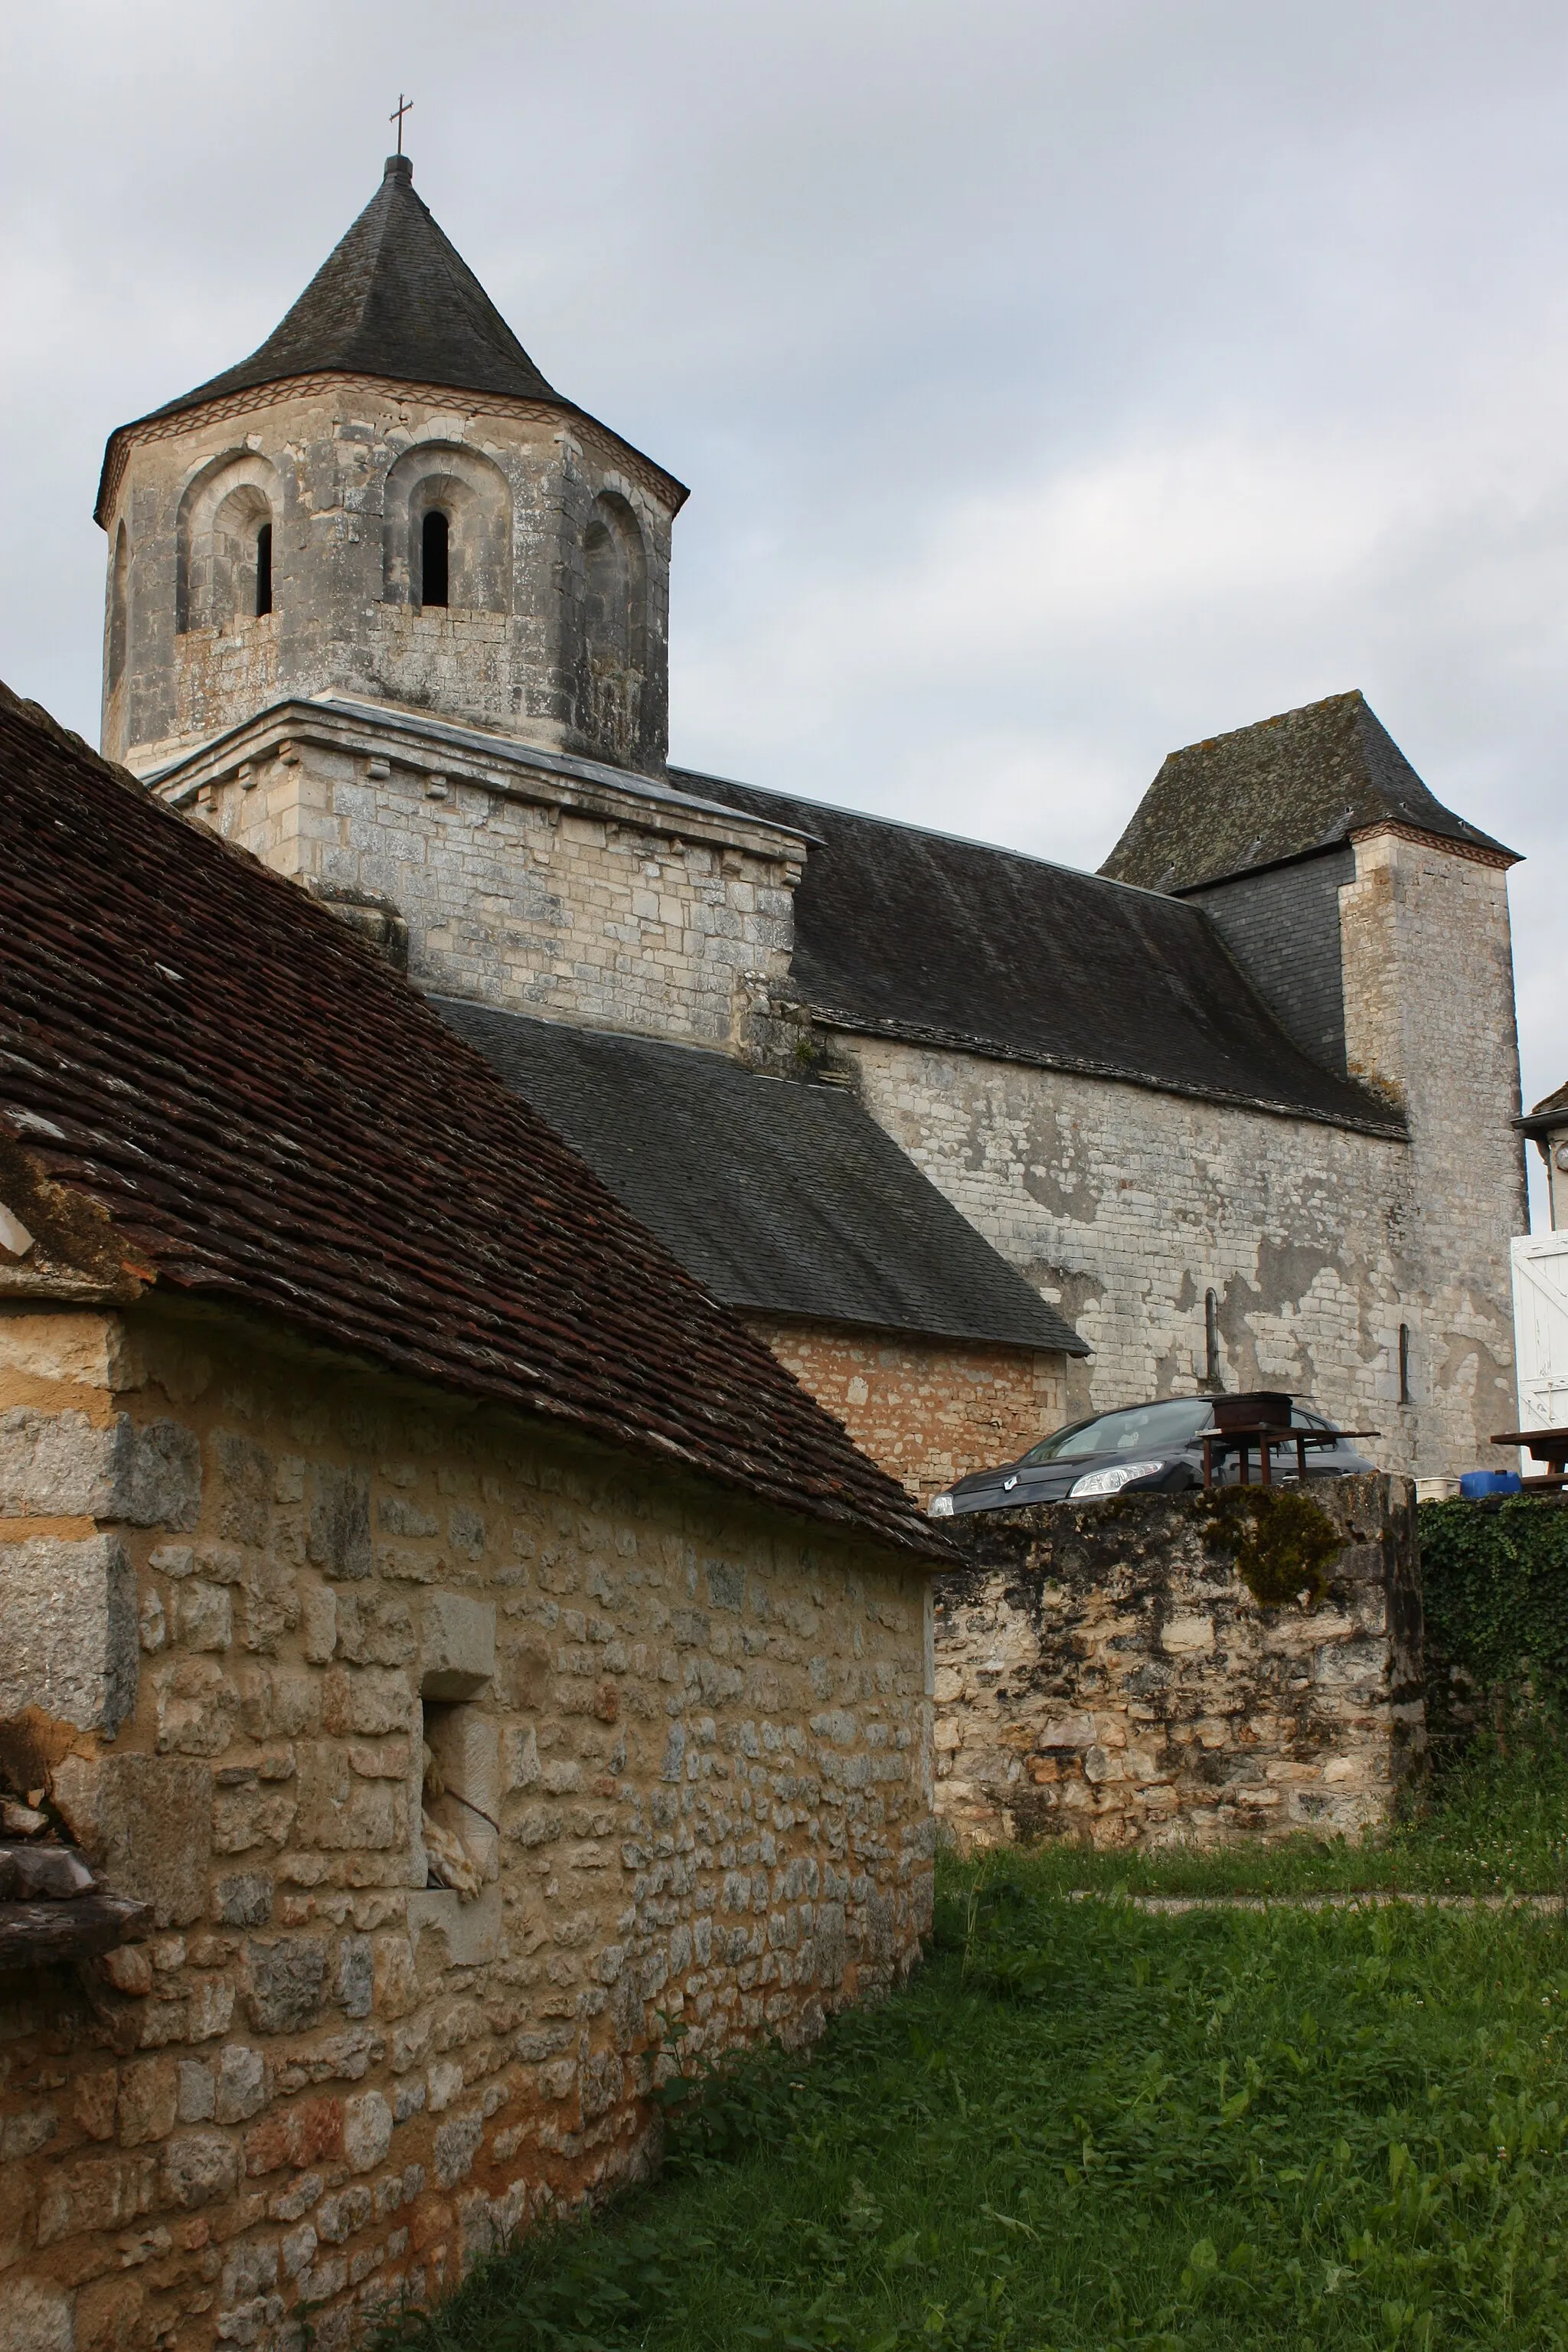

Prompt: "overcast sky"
[3,0,1563,1215]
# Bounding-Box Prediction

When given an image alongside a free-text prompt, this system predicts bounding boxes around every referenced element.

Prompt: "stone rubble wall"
[746,1320,1065,1507]
[0,1301,933,2351]
[932,1475,1422,1851]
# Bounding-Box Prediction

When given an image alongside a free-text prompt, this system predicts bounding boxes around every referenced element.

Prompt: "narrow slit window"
[421,510,449,609]
[1398,1322,1412,1406]
[255,523,273,618]
[1204,1288,1220,1384]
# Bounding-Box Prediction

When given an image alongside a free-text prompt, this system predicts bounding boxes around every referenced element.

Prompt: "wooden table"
[1200,1428,1379,1493]
[1491,1426,1568,1492]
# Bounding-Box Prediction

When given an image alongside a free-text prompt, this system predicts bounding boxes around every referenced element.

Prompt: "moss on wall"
[1204,1486,1341,1609]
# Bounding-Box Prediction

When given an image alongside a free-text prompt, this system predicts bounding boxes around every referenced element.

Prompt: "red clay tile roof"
[0,681,942,1563]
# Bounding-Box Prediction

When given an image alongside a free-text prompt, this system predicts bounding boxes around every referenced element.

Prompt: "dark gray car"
[927,1397,1375,1518]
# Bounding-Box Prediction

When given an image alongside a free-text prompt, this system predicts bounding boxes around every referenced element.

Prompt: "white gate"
[1511,1232,1568,1432]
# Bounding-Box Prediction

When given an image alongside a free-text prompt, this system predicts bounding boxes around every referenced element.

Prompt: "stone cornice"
[1349,818,1518,871]
[145,696,814,870]
[95,374,688,528]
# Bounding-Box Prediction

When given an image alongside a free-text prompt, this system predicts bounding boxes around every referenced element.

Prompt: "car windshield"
[1019,1400,1215,1465]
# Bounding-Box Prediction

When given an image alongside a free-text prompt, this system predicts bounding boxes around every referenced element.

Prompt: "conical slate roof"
[1101,690,1515,894]
[95,156,620,521]
[155,155,562,416]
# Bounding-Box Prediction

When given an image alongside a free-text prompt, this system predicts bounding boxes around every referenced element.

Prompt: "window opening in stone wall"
[1399,1321,1412,1406]
[420,509,449,609]
[254,523,273,617]
[420,1697,492,1900]
[107,521,129,691]
[1204,1287,1220,1385]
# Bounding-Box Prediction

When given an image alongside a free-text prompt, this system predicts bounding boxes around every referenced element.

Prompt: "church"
[98,150,1526,1495]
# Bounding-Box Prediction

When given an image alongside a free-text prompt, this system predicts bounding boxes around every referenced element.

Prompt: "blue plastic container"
[1459,1469,1524,1499]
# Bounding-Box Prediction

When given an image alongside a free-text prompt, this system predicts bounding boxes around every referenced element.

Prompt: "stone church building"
[0,678,942,2350]
[96,152,1526,1497]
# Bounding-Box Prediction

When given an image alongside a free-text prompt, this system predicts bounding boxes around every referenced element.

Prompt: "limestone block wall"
[746,1320,1066,1506]
[165,711,802,1052]
[838,1037,1493,1476]
[100,376,680,778]
[0,1300,933,2351]
[1340,830,1525,1455]
[932,1475,1422,1851]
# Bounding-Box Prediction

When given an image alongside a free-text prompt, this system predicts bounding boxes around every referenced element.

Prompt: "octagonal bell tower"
[96,154,686,779]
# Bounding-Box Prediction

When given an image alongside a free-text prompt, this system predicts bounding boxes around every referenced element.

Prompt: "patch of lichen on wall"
[1205,1486,1342,1609]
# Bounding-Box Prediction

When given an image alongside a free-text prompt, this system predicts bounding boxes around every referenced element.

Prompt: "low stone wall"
[933,1475,1423,1849]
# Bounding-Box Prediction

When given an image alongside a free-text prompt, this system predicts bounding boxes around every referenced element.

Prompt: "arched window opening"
[421,510,449,609]
[107,522,129,691]
[255,523,273,618]
[584,515,629,666]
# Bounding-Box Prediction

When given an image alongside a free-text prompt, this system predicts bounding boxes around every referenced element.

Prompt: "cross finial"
[390,93,413,155]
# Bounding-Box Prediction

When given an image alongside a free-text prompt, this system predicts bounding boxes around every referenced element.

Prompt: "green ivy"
[1418,1498,1568,1751]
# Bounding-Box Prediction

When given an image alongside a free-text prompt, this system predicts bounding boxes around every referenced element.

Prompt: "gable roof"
[1100,690,1515,894]
[671,770,1406,1136]
[434,1001,1086,1356]
[0,681,942,1563]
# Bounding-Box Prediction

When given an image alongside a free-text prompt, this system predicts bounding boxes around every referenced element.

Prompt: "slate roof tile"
[1100,689,1514,894]
[0,682,942,1563]
[672,769,1404,1135]
[94,160,683,523]
[435,1001,1086,1354]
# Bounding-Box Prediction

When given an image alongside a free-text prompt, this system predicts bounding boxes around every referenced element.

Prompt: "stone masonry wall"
[169,715,802,1053]
[933,1475,1422,1851]
[1340,830,1525,1465]
[102,376,679,778]
[0,1298,933,2351]
[746,1321,1065,1508]
[838,1039,1462,1475]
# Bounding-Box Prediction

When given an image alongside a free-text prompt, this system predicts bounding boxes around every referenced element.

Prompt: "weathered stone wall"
[932,1475,1423,1851]
[746,1320,1065,1506]
[1339,829,1526,1456]
[101,374,679,779]
[0,1299,933,2350]
[162,706,803,1053]
[839,1036,1436,1455]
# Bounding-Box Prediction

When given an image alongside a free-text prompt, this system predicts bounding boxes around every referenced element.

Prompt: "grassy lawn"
[388,1737,1568,2352]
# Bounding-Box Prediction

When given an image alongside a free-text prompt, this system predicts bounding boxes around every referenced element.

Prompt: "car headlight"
[1068,1459,1166,1499]
[928,1493,956,1517]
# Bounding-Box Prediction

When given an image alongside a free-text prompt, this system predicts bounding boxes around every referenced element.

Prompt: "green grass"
[381,1743,1568,2352]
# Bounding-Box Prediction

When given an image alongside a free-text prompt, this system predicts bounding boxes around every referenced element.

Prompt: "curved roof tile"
[0,681,942,1563]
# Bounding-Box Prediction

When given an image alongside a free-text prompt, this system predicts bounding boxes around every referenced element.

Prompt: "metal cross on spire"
[390,93,413,155]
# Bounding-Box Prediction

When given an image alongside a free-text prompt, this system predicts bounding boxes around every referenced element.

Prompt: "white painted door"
[1511,1233,1568,1430]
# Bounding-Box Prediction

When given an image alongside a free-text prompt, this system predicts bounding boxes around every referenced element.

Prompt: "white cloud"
[2,0,1563,1183]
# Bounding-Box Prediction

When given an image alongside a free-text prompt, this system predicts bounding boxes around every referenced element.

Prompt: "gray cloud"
[3,0,1563,1213]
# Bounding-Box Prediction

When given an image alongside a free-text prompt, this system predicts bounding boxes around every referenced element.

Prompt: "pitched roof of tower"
[162,156,560,415]
[672,767,1406,1135]
[94,159,685,523]
[0,680,943,1563]
[1099,690,1515,894]
[434,999,1087,1355]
